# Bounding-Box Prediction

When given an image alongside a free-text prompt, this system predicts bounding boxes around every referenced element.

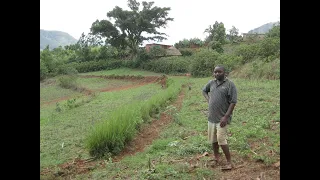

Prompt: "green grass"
[70,76,279,179]
[76,77,136,91]
[80,67,165,76]
[40,68,280,179]
[40,82,165,170]
[40,79,82,104]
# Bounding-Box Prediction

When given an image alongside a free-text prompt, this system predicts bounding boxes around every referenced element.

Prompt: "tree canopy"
[90,0,174,56]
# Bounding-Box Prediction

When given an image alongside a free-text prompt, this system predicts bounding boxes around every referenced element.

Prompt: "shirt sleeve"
[202,80,212,93]
[228,81,237,104]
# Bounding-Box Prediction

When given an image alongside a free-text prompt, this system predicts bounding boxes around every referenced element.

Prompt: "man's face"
[213,67,225,81]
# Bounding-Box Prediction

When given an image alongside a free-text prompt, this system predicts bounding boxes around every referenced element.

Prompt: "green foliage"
[85,78,182,157]
[258,37,280,61]
[90,0,174,56]
[178,48,194,56]
[73,59,122,73]
[266,22,280,38]
[141,56,191,74]
[189,49,220,77]
[204,21,227,53]
[40,59,49,81]
[174,38,205,49]
[40,47,59,75]
[57,75,78,89]
[149,45,167,58]
[229,58,280,79]
[228,26,241,43]
[57,64,78,75]
[234,43,260,64]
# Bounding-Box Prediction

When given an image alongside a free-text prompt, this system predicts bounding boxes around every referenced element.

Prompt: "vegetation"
[90,0,173,56]
[40,3,280,178]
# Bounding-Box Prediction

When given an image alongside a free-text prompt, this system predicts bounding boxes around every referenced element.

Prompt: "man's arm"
[220,103,236,127]
[224,103,236,118]
[202,91,209,103]
[202,81,211,103]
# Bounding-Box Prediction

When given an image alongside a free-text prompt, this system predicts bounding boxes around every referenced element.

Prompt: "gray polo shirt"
[202,78,237,123]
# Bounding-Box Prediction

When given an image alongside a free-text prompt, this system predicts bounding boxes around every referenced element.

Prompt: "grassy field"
[40,73,167,170]
[40,68,280,179]
[40,79,83,105]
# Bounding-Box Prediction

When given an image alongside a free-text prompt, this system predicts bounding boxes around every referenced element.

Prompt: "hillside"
[40,29,78,50]
[248,21,279,34]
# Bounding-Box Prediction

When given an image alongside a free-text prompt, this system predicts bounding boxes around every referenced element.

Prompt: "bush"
[40,59,49,81]
[73,59,122,73]
[234,43,260,64]
[141,56,190,74]
[189,49,220,77]
[57,64,79,75]
[58,75,78,89]
[179,48,194,56]
[258,37,280,61]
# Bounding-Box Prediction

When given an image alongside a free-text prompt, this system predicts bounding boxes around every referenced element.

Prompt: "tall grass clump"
[85,78,183,157]
[57,74,78,89]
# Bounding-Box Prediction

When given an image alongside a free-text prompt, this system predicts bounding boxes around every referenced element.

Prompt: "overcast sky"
[40,0,280,45]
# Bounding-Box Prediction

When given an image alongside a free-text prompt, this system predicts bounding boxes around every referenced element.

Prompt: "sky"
[40,0,280,46]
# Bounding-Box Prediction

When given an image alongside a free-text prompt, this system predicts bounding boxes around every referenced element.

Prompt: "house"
[166,46,182,56]
[145,43,172,52]
[145,43,182,56]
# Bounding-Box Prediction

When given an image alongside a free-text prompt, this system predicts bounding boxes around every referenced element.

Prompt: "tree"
[228,26,240,43]
[266,21,280,38]
[204,21,226,53]
[90,0,174,57]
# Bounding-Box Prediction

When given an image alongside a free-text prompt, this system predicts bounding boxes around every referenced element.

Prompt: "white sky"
[40,0,280,46]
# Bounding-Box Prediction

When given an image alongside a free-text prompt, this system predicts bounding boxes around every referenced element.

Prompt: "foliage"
[189,49,220,77]
[85,78,182,157]
[229,58,280,80]
[234,43,260,64]
[204,21,227,53]
[141,56,191,74]
[149,45,167,58]
[179,48,194,56]
[266,22,280,38]
[174,38,205,49]
[90,0,174,56]
[57,75,78,89]
[73,59,123,73]
[227,26,241,43]
[40,59,49,81]
[258,37,280,61]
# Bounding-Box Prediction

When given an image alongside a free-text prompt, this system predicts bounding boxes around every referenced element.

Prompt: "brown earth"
[40,75,280,179]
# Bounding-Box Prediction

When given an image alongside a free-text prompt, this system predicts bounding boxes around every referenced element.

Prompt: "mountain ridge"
[40,29,78,50]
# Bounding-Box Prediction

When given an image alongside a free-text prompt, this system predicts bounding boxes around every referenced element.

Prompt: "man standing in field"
[202,65,237,170]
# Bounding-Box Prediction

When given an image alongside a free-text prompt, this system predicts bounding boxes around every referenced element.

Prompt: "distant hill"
[40,29,78,50]
[248,22,279,34]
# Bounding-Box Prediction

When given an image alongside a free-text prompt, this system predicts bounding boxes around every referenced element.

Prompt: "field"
[40,68,280,180]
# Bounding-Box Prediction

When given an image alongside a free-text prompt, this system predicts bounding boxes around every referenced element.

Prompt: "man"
[202,65,237,170]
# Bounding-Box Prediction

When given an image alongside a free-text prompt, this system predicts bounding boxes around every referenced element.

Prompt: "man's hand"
[220,116,228,127]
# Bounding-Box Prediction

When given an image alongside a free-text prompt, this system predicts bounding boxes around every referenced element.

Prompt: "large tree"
[204,21,226,53]
[90,0,174,56]
[228,26,240,43]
